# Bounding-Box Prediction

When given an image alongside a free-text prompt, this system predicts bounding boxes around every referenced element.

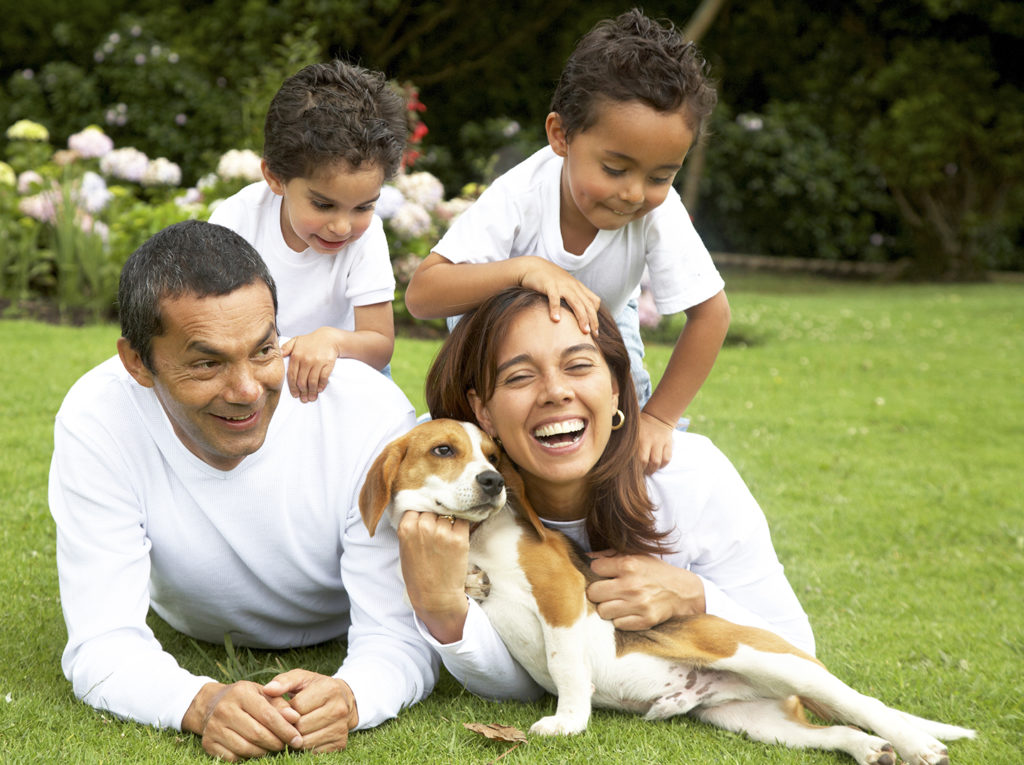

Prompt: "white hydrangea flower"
[388,202,433,239]
[375,185,406,220]
[142,157,182,187]
[393,171,444,210]
[217,149,263,182]
[68,126,114,158]
[0,161,15,187]
[78,171,113,213]
[197,172,219,191]
[100,147,150,182]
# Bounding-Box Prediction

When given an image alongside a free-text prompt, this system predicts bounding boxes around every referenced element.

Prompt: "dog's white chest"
[467,510,557,684]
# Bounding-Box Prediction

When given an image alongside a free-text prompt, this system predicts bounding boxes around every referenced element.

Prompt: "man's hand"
[263,670,359,754]
[182,680,303,761]
[586,552,706,631]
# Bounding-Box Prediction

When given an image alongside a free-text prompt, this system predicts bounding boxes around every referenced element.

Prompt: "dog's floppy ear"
[497,451,546,540]
[359,435,408,536]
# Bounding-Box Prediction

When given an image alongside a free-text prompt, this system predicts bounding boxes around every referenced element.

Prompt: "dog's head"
[360,419,544,539]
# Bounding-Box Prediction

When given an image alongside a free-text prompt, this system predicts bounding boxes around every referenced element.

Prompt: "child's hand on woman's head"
[516,257,601,337]
[281,329,341,403]
[638,412,675,474]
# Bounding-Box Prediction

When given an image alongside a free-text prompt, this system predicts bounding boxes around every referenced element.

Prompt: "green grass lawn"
[1,272,1021,763]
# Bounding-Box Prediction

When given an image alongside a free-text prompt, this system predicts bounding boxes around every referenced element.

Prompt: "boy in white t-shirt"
[210,60,405,402]
[405,10,731,473]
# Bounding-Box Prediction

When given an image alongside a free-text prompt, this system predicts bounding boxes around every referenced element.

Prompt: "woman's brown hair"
[425,288,671,555]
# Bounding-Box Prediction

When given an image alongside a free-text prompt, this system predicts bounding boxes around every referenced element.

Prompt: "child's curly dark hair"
[263,60,408,182]
[550,8,717,140]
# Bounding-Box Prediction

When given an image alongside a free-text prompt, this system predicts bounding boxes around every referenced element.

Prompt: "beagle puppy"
[359,419,974,765]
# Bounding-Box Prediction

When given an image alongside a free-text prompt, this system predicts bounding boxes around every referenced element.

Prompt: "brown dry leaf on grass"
[462,722,528,742]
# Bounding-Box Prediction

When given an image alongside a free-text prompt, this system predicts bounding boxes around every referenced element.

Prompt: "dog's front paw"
[464,565,490,601]
[529,714,588,736]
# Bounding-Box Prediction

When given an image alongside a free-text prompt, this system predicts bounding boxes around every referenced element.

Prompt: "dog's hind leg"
[712,647,972,765]
[696,697,898,765]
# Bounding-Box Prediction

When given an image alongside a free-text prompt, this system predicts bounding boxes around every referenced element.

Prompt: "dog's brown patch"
[519,524,588,628]
[360,419,497,535]
[615,614,824,666]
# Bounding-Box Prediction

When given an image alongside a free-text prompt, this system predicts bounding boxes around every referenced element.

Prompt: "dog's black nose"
[476,470,505,497]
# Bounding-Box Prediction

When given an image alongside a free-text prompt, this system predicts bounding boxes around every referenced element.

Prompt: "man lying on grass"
[46,220,526,760]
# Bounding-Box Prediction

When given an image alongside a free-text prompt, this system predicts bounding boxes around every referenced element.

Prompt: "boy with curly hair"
[406,9,730,473]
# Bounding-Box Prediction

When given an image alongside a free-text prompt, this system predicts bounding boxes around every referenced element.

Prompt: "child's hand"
[638,412,675,474]
[281,329,340,403]
[518,258,601,336]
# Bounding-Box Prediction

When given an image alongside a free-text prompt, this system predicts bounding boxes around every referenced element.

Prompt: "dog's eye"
[486,453,499,465]
[431,444,455,457]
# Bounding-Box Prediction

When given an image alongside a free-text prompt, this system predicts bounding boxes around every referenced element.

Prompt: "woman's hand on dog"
[586,552,706,630]
[398,510,471,644]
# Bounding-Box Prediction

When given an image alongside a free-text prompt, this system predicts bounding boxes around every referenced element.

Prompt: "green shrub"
[698,102,903,263]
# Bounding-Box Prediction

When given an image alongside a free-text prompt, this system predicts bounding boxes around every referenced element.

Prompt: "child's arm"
[282,302,395,403]
[406,252,601,336]
[639,289,731,473]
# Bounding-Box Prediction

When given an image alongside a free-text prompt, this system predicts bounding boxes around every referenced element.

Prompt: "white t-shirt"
[433,146,724,318]
[209,181,396,336]
[423,430,815,700]
[50,356,438,730]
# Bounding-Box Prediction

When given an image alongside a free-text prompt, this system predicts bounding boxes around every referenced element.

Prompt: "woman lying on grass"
[399,287,814,690]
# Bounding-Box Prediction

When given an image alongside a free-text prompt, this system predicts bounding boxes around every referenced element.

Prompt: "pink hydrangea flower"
[18,192,58,223]
[68,126,114,159]
[17,170,44,194]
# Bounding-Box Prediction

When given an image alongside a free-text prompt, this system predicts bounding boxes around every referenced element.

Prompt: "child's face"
[547,100,695,238]
[263,160,385,255]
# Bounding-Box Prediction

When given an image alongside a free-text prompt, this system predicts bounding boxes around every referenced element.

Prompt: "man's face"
[122,282,284,470]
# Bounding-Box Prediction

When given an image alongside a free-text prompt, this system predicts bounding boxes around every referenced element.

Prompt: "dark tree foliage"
[2,0,1020,276]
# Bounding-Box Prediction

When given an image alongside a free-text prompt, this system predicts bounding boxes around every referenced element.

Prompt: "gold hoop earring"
[610,409,625,431]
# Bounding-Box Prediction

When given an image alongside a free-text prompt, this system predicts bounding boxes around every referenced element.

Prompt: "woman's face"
[470,305,619,498]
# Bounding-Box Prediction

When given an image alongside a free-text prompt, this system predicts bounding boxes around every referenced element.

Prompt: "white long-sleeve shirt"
[420,430,815,699]
[49,356,435,730]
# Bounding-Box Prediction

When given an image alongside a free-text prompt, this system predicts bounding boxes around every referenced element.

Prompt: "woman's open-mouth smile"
[532,418,587,449]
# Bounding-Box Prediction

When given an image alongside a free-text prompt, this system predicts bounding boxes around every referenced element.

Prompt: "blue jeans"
[615,298,689,431]
[615,298,653,408]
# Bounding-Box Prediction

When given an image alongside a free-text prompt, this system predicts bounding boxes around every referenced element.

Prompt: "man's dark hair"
[118,220,277,371]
